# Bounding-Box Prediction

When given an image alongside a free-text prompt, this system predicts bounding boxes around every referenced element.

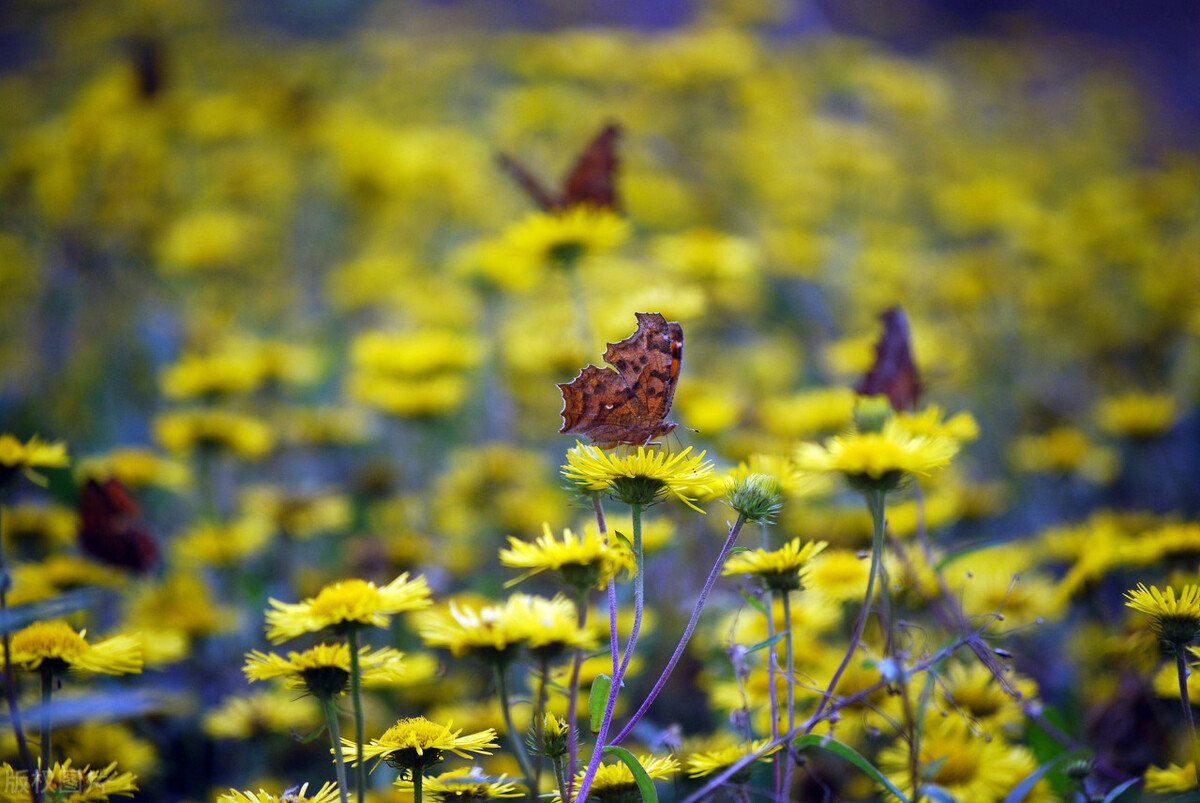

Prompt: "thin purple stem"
[565,590,588,802]
[593,496,619,678]
[617,504,644,680]
[611,513,746,745]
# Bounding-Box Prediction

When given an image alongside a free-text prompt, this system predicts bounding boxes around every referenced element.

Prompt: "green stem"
[39,666,51,777]
[551,755,568,803]
[533,655,550,786]
[781,590,796,799]
[413,769,423,803]
[347,629,366,803]
[1175,643,1200,774]
[804,489,888,732]
[495,662,538,799]
[322,698,350,803]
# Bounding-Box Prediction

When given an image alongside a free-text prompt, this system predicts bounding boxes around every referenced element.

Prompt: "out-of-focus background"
[1,0,1199,800]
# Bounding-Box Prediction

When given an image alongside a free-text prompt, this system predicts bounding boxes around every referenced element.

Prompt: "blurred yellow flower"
[0,760,137,802]
[339,716,498,769]
[395,768,523,799]
[217,783,340,803]
[796,420,958,489]
[7,621,141,675]
[244,643,407,696]
[75,448,192,491]
[686,738,776,778]
[1095,391,1178,438]
[499,522,636,590]
[1145,762,1198,792]
[1009,428,1118,482]
[153,409,275,460]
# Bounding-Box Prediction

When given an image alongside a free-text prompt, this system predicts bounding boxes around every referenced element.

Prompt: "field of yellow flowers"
[1,1,1199,801]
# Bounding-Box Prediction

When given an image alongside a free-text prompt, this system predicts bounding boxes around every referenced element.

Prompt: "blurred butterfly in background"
[498,123,621,212]
[856,305,922,412]
[78,478,159,573]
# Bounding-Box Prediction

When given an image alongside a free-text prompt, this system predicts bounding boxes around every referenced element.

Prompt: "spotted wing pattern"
[498,123,621,212]
[558,312,683,447]
[855,305,922,411]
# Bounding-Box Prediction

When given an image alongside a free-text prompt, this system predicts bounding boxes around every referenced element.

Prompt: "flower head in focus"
[562,444,717,511]
[265,574,431,643]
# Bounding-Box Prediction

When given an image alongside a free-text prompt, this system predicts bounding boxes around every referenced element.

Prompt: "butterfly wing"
[562,124,620,210]
[496,153,560,212]
[856,305,921,411]
[601,312,682,426]
[78,478,159,572]
[558,364,649,447]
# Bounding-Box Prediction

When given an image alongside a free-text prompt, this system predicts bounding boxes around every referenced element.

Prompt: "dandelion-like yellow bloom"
[339,716,498,773]
[0,759,137,801]
[265,574,431,643]
[499,522,636,590]
[561,444,718,512]
[395,768,523,799]
[878,722,1035,801]
[417,594,595,660]
[217,782,341,803]
[6,621,142,675]
[795,420,958,490]
[203,689,321,739]
[721,537,828,592]
[1096,391,1177,438]
[244,643,407,697]
[1145,762,1198,792]
[153,408,275,460]
[570,753,679,798]
[0,434,69,486]
[893,404,980,443]
[500,206,629,270]
[686,739,777,778]
[75,448,191,491]
[1125,583,1200,644]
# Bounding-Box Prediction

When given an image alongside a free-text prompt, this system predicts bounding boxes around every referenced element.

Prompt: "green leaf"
[613,531,635,552]
[602,746,659,803]
[1003,752,1073,803]
[1099,777,1140,803]
[745,633,786,654]
[590,674,612,733]
[739,589,766,615]
[728,547,752,555]
[793,734,909,802]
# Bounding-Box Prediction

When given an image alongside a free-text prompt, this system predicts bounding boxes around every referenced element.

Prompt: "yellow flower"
[572,753,678,799]
[244,643,407,697]
[156,208,261,273]
[686,739,776,778]
[417,594,594,661]
[0,759,137,801]
[499,522,636,590]
[174,515,274,566]
[265,574,431,643]
[75,448,191,491]
[497,206,629,272]
[801,549,875,603]
[892,404,980,443]
[203,688,320,740]
[722,537,828,592]
[240,486,352,539]
[7,621,141,675]
[217,782,341,803]
[561,444,718,512]
[0,434,69,485]
[1008,428,1117,483]
[878,721,1035,801]
[153,408,275,460]
[1126,583,1200,644]
[759,387,857,439]
[1145,762,1198,792]
[795,419,958,490]
[1,503,77,555]
[395,768,523,799]
[1096,391,1178,438]
[339,716,498,773]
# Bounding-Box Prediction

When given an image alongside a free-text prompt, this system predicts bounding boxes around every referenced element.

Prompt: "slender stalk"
[552,755,569,803]
[780,590,797,800]
[611,513,746,745]
[802,489,887,738]
[765,557,782,801]
[573,502,647,803]
[591,496,619,679]
[1175,643,1200,774]
[617,503,644,679]
[347,629,366,803]
[532,655,550,785]
[39,667,52,779]
[0,500,41,803]
[495,662,538,798]
[565,589,589,802]
[322,698,350,803]
[413,770,423,803]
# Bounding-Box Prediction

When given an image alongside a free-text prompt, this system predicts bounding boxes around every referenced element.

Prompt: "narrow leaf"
[602,746,659,803]
[1099,778,1140,803]
[1003,752,1073,803]
[793,734,909,802]
[739,589,766,615]
[745,633,786,654]
[590,674,612,733]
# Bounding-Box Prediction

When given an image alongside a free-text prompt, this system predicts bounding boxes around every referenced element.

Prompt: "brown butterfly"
[498,124,621,212]
[558,312,683,448]
[856,305,922,412]
[78,478,159,573]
